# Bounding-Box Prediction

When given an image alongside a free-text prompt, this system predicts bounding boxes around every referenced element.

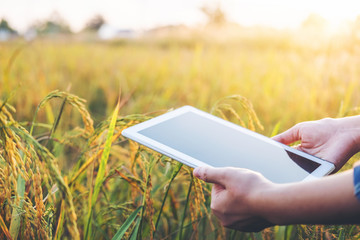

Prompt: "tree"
[200,5,227,26]
[301,14,327,31]
[84,15,105,31]
[0,19,17,34]
[31,11,72,35]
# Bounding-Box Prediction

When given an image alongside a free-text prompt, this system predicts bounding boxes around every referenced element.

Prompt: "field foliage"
[1,31,360,239]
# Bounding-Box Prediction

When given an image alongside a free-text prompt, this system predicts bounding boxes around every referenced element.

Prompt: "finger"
[193,167,228,186]
[272,124,301,145]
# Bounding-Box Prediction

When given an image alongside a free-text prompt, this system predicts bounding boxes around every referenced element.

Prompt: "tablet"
[122,106,335,183]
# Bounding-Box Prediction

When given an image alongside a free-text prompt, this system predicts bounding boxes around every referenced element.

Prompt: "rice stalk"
[114,169,144,193]
[211,95,264,131]
[145,170,155,238]
[44,96,67,147]
[129,217,141,240]
[84,99,120,240]
[153,162,182,238]
[33,170,47,239]
[11,125,80,239]
[69,115,148,187]
[0,213,12,240]
[69,129,124,186]
[8,174,25,240]
[111,206,142,240]
[137,152,157,239]
[22,194,36,240]
[178,174,193,240]
[54,200,65,240]
[30,90,94,138]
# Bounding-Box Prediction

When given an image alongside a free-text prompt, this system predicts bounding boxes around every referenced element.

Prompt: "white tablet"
[122,106,335,183]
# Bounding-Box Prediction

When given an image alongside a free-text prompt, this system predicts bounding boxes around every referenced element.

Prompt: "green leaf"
[153,162,182,238]
[9,174,25,240]
[129,217,141,240]
[178,175,193,240]
[9,150,26,240]
[112,206,142,240]
[270,121,281,137]
[84,100,120,240]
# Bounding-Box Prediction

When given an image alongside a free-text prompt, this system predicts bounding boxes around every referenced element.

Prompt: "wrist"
[250,182,288,225]
[334,116,360,153]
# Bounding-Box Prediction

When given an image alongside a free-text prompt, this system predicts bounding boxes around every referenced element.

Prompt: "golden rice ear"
[30,90,94,138]
[211,94,264,131]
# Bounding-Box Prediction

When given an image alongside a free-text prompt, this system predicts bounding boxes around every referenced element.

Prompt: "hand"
[194,166,360,229]
[193,166,274,232]
[273,117,360,172]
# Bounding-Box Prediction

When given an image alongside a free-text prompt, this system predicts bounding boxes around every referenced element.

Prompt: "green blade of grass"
[44,96,67,147]
[84,100,120,240]
[178,174,193,240]
[129,217,141,240]
[9,174,25,240]
[270,121,281,137]
[9,151,25,240]
[153,162,182,238]
[112,206,142,240]
[138,153,156,239]
[54,200,65,240]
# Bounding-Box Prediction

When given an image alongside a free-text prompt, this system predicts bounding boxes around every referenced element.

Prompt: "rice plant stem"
[9,174,25,240]
[0,214,12,240]
[138,157,153,239]
[111,206,142,240]
[11,126,80,239]
[84,100,120,240]
[129,217,141,240]
[54,200,65,240]
[153,163,182,238]
[178,175,193,240]
[44,97,67,147]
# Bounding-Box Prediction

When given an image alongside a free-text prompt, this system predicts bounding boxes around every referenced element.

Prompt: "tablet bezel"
[122,106,335,181]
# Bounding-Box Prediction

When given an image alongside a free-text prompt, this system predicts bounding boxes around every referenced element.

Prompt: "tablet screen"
[138,111,320,183]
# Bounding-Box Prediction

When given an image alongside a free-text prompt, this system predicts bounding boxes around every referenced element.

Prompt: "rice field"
[1,31,360,239]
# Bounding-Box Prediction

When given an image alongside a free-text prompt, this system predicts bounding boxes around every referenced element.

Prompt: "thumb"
[193,167,227,186]
[272,124,301,145]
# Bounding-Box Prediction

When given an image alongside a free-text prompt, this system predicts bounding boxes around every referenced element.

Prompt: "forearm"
[255,170,360,225]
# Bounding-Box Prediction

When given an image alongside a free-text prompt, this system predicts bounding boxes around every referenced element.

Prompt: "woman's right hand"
[272,116,360,172]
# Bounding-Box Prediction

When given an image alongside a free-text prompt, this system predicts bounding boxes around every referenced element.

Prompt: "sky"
[1,0,360,33]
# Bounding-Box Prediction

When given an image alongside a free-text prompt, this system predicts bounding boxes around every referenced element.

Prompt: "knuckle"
[295,122,306,129]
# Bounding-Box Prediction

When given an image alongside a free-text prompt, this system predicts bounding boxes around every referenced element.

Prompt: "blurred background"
[2,1,360,239]
[1,0,360,129]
